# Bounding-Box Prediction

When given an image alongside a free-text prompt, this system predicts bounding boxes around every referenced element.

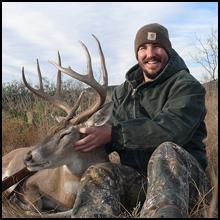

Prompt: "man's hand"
[73,124,112,152]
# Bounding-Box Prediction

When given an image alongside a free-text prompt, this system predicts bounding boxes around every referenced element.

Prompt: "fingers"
[74,137,97,151]
[74,127,95,147]
[78,127,95,134]
[73,127,96,151]
[73,125,110,152]
[74,134,94,147]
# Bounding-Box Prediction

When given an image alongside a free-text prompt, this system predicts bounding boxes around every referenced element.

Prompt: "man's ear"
[84,102,114,127]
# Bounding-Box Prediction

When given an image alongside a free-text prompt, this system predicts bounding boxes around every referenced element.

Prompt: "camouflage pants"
[71,142,211,218]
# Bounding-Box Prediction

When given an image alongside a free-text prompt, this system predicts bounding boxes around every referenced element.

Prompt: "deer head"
[22,35,112,175]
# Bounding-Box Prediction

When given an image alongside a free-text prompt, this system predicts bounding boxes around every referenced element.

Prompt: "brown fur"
[3,146,80,211]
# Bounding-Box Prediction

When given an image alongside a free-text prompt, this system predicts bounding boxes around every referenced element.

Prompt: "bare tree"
[191,28,218,82]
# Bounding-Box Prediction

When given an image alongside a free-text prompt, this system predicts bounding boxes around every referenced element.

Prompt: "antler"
[22,52,84,116]
[50,34,108,125]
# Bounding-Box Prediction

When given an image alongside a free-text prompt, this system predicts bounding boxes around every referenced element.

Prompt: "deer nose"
[24,152,33,163]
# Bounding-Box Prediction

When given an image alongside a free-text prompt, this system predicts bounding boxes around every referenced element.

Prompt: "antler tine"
[50,45,98,88]
[79,40,93,79]
[66,90,85,121]
[55,51,62,97]
[22,55,72,115]
[49,35,108,125]
[36,59,44,91]
[91,34,108,88]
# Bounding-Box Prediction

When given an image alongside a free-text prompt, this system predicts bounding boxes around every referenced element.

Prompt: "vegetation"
[2,80,218,218]
[191,28,218,82]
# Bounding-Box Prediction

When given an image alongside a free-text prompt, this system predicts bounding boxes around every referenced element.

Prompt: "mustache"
[144,56,161,63]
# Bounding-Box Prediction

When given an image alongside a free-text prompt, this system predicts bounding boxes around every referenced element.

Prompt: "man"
[72,23,210,218]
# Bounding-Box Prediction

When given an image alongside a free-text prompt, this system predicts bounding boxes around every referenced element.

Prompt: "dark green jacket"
[105,48,207,175]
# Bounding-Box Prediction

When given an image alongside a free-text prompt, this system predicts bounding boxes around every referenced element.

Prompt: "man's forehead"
[140,42,161,47]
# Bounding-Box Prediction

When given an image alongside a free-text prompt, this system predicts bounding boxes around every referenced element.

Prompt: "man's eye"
[139,47,145,51]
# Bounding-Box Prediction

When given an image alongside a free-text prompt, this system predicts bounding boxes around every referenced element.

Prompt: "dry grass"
[2,194,58,218]
[202,81,218,218]
[2,112,39,155]
[2,196,37,218]
[2,81,218,218]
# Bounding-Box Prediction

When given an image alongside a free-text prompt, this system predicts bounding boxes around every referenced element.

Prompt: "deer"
[2,35,114,217]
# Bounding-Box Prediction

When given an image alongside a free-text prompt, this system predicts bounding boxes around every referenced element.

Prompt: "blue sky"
[2,2,218,86]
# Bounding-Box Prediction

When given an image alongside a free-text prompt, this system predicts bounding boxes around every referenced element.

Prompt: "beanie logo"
[147,32,156,41]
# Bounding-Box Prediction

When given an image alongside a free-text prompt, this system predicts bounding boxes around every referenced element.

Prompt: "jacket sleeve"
[108,81,207,152]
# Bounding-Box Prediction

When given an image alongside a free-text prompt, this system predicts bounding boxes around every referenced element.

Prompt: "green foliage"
[2,79,89,152]
[2,80,217,218]
[2,79,86,117]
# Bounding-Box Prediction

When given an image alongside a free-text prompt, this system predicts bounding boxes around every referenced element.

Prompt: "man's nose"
[146,47,155,57]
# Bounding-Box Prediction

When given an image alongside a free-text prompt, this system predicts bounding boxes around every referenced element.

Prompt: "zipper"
[131,81,146,119]
[133,96,136,118]
[131,88,137,96]
[131,87,137,119]
[129,79,151,119]
[131,82,145,97]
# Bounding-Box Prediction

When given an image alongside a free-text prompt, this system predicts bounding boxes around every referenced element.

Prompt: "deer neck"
[66,147,108,176]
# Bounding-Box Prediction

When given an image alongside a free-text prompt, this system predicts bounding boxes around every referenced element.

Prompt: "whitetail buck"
[2,35,113,216]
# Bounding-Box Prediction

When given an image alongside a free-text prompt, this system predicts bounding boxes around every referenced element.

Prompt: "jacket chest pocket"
[140,96,165,119]
[115,102,134,121]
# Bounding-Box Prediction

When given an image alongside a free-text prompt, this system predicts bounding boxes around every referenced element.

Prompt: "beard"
[139,55,166,80]
[143,71,160,79]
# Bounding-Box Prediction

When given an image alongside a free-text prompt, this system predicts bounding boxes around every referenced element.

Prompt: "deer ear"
[84,102,114,127]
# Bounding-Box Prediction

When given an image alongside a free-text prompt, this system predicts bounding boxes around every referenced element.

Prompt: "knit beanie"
[134,23,172,58]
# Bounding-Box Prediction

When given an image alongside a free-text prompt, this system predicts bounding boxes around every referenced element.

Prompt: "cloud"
[2,2,218,86]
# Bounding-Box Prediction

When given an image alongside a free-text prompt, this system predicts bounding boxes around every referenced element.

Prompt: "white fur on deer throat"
[63,165,80,194]
[65,150,105,176]
[65,153,84,176]
[64,180,80,194]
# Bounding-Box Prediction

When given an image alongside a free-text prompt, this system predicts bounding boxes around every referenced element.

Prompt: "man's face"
[137,43,169,81]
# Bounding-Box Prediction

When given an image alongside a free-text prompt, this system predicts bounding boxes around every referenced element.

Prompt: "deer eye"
[60,132,71,140]
[59,128,72,140]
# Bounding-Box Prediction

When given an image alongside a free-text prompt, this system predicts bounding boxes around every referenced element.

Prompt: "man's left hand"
[73,124,112,152]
